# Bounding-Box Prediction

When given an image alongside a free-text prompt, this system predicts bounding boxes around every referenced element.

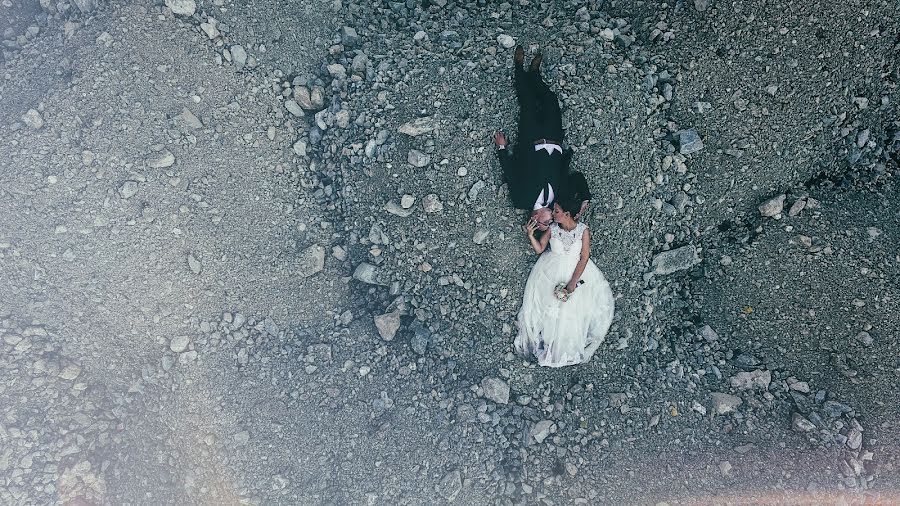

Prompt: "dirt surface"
[1,0,898,504]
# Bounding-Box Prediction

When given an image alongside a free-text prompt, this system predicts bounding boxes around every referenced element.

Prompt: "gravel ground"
[1,0,898,504]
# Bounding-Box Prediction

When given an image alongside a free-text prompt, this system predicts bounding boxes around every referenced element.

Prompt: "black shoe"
[529,52,542,72]
[514,45,525,67]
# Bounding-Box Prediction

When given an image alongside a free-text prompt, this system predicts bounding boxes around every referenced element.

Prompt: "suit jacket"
[497,146,591,210]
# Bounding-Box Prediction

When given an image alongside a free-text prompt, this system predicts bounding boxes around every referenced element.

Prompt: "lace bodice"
[549,222,587,255]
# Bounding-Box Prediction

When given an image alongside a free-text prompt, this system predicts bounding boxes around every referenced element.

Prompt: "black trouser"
[514,65,564,145]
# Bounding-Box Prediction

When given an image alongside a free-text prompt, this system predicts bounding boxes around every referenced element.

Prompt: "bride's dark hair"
[556,194,582,217]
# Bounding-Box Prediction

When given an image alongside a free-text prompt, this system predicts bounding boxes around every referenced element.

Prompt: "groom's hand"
[493,131,508,148]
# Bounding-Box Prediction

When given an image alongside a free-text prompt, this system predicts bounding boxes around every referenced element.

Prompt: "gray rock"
[73,0,98,13]
[187,253,202,274]
[170,335,190,353]
[710,392,742,415]
[285,100,304,117]
[351,53,368,76]
[651,245,700,275]
[146,150,175,168]
[165,0,196,16]
[730,370,771,390]
[758,194,786,217]
[481,377,510,404]
[119,181,139,199]
[676,129,704,154]
[400,194,415,209]
[473,229,489,245]
[292,139,307,157]
[179,107,203,129]
[298,245,325,278]
[854,331,873,347]
[847,428,863,450]
[407,149,430,168]
[410,323,430,355]
[791,413,816,432]
[531,420,555,443]
[353,262,379,284]
[422,194,443,213]
[385,201,413,217]
[230,45,247,70]
[398,117,437,136]
[697,324,719,342]
[22,109,43,129]
[340,26,359,47]
[438,470,462,502]
[374,310,402,340]
[693,0,710,11]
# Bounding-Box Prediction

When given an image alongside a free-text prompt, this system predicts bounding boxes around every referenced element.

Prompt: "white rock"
[230,45,248,70]
[422,194,443,213]
[187,253,202,274]
[400,194,415,209]
[758,194,786,217]
[165,0,196,16]
[496,34,516,49]
[298,245,325,277]
[407,149,430,168]
[398,117,437,136]
[146,150,175,168]
[710,392,742,415]
[169,335,190,353]
[22,109,43,129]
[481,377,510,404]
[118,181,139,199]
[531,420,555,443]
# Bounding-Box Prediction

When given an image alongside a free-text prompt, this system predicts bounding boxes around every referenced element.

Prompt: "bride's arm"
[566,228,590,292]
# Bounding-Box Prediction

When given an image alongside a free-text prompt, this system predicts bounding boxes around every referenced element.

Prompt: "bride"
[514,196,615,367]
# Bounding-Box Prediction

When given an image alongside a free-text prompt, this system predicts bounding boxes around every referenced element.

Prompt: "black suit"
[498,64,591,210]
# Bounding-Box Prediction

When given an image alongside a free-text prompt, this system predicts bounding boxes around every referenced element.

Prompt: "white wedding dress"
[514,222,614,367]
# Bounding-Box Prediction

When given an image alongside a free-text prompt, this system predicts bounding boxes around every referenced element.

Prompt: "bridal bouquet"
[553,283,570,302]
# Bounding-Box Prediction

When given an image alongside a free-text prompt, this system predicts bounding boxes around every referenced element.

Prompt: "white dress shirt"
[534,142,563,156]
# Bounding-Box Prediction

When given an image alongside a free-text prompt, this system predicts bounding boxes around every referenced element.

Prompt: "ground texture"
[1,0,898,504]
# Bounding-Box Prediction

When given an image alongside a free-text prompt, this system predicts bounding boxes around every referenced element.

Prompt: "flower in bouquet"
[553,283,569,302]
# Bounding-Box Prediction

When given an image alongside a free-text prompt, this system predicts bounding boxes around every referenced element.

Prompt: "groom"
[494,45,591,231]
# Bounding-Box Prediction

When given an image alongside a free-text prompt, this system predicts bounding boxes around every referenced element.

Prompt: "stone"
[118,181,139,199]
[398,117,437,136]
[353,262,379,284]
[481,377,510,404]
[730,370,771,390]
[473,229,489,245]
[22,109,43,129]
[438,470,462,502]
[697,324,719,342]
[710,392,742,415]
[351,54,368,76]
[230,45,247,70]
[791,413,816,432]
[497,34,516,49]
[385,201,413,217]
[187,253,202,274]
[651,245,700,275]
[146,150,175,168]
[297,245,325,278]
[693,0,709,11]
[407,149,430,168]
[854,331,873,347]
[292,139,307,156]
[327,63,347,80]
[340,26,359,47]
[788,198,807,217]
[59,364,81,380]
[179,107,203,129]
[376,313,403,346]
[165,0,196,16]
[400,194,415,209]
[73,0,98,13]
[676,129,704,154]
[200,21,220,39]
[422,194,443,213]
[170,335,190,353]
[531,420,555,443]
[758,194,786,217]
[410,323,430,355]
[285,100,304,118]
[847,428,863,450]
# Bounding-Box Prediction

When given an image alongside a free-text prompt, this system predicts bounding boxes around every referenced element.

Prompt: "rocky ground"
[1,0,898,504]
